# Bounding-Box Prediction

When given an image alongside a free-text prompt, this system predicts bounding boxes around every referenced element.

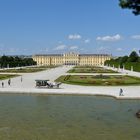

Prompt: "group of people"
[1,76,23,88]
[1,77,124,97]
[1,79,11,88]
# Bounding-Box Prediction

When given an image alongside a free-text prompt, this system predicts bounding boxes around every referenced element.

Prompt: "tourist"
[21,76,22,82]
[119,88,123,96]
[8,79,11,86]
[2,82,4,88]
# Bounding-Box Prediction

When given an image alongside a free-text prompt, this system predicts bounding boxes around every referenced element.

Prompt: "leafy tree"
[127,51,139,62]
[115,57,123,63]
[104,51,140,71]
[120,55,128,63]
[0,56,36,68]
[119,0,140,15]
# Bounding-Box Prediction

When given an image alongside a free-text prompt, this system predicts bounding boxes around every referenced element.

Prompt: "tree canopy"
[0,56,36,68]
[119,0,140,15]
[105,51,140,67]
[104,51,140,72]
[128,51,139,62]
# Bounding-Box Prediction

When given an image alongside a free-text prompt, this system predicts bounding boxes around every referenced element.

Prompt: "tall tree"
[120,55,128,63]
[0,56,36,68]
[119,0,140,15]
[128,51,139,62]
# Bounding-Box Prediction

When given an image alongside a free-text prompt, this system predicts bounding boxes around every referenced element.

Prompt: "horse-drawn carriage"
[35,80,61,88]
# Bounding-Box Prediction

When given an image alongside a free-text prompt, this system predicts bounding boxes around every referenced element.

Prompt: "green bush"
[125,62,140,72]
[105,51,140,72]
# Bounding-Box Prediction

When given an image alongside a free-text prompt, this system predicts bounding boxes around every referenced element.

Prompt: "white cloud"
[8,48,19,53]
[96,34,121,41]
[39,48,48,53]
[69,45,78,50]
[132,48,137,51]
[0,44,19,54]
[131,35,140,40]
[45,48,48,52]
[58,41,63,44]
[98,46,106,51]
[84,39,90,43]
[80,48,85,51]
[116,48,123,51]
[68,34,82,40]
[54,45,67,50]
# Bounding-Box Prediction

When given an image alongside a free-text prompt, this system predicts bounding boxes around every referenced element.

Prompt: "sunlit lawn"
[0,65,57,73]
[56,75,140,86]
[67,66,117,73]
[0,74,19,80]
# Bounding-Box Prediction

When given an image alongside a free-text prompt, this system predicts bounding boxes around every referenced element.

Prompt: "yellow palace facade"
[32,52,111,66]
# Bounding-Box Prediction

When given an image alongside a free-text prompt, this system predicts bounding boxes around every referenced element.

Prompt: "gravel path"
[0,66,140,99]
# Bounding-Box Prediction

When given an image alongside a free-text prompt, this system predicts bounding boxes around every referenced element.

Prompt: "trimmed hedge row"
[105,62,140,72]
[125,62,140,72]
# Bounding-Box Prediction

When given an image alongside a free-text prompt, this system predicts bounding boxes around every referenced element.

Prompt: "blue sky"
[0,0,140,56]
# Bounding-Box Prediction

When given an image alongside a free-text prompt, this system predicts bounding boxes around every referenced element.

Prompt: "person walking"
[119,88,123,96]
[8,79,11,86]
[21,76,22,82]
[2,82,4,88]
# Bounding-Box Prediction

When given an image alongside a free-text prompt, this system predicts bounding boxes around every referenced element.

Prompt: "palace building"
[32,52,111,66]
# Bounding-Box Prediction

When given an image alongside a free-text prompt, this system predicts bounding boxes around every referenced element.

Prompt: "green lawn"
[55,75,140,86]
[35,65,57,68]
[0,65,58,73]
[67,67,117,73]
[75,66,97,68]
[0,74,19,80]
[0,68,46,73]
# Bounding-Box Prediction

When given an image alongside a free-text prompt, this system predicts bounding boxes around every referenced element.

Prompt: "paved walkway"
[0,66,140,99]
[103,66,140,78]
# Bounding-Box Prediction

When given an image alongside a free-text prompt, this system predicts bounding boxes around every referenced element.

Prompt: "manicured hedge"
[105,61,140,72]
[124,62,140,72]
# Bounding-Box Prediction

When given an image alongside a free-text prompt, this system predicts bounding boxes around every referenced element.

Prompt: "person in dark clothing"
[2,82,4,88]
[8,79,11,86]
[119,88,123,96]
[21,76,22,82]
